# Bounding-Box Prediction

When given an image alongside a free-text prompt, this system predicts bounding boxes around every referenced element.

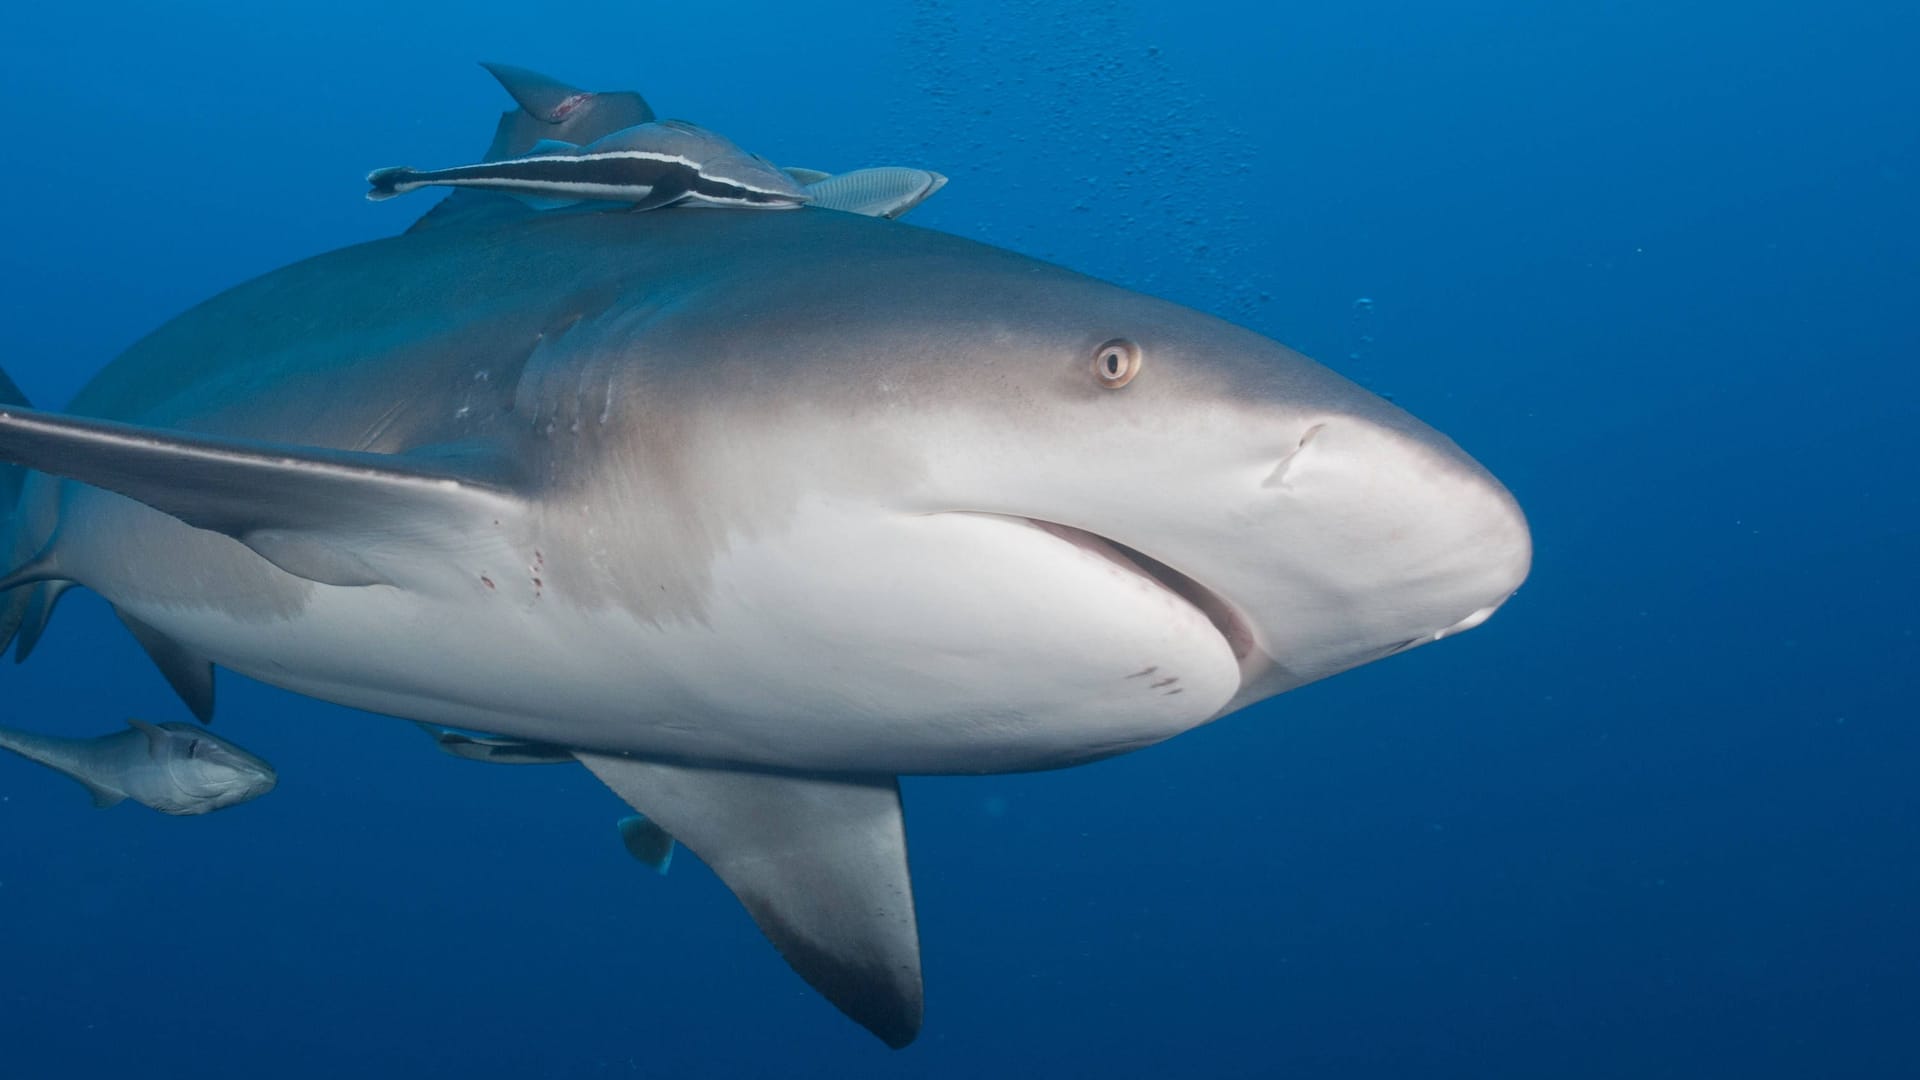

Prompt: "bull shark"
[0,718,276,815]
[0,71,1531,1048]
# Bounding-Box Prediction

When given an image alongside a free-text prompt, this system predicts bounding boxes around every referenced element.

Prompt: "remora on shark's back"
[369,120,809,210]
[403,63,946,229]
[0,63,1531,1048]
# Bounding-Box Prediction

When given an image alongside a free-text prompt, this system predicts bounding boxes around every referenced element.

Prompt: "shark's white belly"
[73,491,1239,774]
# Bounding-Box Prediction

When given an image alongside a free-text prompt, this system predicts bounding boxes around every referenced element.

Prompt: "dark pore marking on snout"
[1149,677,1178,689]
[1125,666,1159,679]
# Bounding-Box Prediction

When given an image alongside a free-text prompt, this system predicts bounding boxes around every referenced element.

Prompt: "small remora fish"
[366,120,809,211]
[0,718,276,815]
[413,722,677,874]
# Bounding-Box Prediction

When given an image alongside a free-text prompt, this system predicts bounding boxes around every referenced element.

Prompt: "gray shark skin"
[0,203,1530,1046]
[0,718,276,815]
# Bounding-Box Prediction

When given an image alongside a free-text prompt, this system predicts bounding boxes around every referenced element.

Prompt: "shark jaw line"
[945,512,1258,668]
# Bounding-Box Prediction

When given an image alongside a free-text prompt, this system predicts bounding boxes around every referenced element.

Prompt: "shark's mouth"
[1002,516,1257,664]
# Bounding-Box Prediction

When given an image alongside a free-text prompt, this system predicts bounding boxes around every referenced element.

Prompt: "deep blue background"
[1,2,1915,1076]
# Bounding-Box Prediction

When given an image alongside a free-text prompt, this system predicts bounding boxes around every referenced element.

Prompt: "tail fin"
[366,166,414,202]
[0,368,34,652]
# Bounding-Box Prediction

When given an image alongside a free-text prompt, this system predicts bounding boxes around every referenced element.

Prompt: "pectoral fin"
[0,406,526,590]
[574,752,923,1048]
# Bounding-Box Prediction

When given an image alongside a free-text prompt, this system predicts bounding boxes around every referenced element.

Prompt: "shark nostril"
[1261,423,1325,489]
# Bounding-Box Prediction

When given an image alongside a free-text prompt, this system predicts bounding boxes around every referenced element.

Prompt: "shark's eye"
[1094,339,1142,388]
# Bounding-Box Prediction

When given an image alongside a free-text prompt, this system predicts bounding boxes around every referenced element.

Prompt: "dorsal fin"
[479,62,594,123]
[125,717,170,758]
[410,64,657,234]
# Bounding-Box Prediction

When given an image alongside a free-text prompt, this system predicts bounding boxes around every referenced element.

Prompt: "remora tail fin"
[574,753,923,1048]
[0,724,125,808]
[803,168,949,219]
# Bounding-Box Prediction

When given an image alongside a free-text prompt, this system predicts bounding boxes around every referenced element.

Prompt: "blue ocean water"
[0,1,1914,1076]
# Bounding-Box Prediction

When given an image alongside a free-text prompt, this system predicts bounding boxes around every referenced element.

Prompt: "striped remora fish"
[367,120,809,211]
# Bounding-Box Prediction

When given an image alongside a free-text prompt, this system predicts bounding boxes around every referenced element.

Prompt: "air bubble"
[1347,297,1378,362]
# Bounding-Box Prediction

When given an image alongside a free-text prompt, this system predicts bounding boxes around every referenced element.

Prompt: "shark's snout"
[1201,411,1531,711]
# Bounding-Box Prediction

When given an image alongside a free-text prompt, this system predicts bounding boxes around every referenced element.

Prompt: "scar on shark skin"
[1149,677,1178,689]
[549,93,592,121]
[1125,666,1159,679]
